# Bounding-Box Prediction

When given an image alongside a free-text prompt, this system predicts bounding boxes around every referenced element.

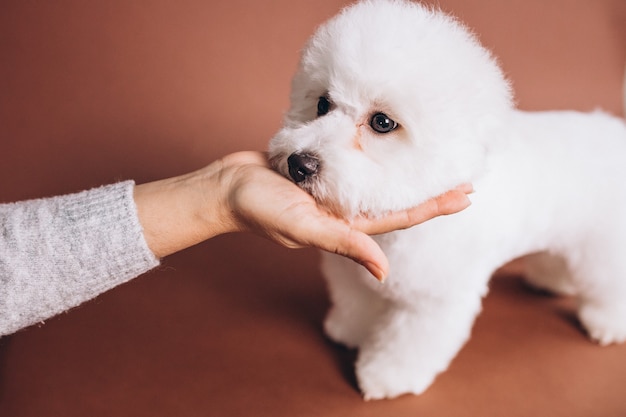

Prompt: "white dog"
[268,0,626,400]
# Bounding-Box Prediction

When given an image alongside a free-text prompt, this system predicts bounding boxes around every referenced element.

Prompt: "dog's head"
[269,0,512,218]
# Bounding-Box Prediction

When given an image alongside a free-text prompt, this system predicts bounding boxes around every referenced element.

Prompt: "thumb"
[314,225,390,282]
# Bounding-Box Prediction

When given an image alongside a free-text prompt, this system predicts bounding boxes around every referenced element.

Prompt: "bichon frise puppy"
[268,0,626,400]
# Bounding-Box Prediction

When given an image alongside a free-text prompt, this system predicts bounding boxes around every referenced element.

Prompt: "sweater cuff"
[0,181,160,335]
[58,180,161,295]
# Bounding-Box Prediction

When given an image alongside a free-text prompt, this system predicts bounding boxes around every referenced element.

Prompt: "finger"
[328,228,390,281]
[400,188,472,225]
[283,217,390,281]
[353,189,471,235]
[454,183,474,194]
[425,189,472,217]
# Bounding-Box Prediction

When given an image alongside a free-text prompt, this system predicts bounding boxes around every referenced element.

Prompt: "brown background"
[1,0,625,416]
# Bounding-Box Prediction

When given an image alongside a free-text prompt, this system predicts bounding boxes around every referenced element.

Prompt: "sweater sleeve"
[0,181,160,336]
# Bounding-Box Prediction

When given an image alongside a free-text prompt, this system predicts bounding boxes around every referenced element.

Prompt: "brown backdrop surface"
[1,1,625,416]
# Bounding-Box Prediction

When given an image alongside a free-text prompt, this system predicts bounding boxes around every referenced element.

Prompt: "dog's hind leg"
[578,293,626,346]
[522,251,577,296]
[574,246,626,346]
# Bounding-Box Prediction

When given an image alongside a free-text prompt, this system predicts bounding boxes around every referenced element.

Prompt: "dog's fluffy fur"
[268,0,626,400]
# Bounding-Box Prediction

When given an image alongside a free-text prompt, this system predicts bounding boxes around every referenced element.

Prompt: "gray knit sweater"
[0,181,160,336]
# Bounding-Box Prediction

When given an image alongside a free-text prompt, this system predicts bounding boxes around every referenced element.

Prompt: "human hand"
[220,152,472,281]
[135,151,472,281]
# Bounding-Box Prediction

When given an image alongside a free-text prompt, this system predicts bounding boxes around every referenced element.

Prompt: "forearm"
[0,182,159,336]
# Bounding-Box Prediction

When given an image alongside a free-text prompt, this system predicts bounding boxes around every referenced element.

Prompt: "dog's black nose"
[287,152,319,183]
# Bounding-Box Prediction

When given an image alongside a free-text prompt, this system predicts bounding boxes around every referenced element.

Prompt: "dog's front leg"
[322,254,392,348]
[354,292,483,400]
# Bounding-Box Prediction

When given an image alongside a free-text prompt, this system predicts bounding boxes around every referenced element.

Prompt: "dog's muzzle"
[287,152,320,183]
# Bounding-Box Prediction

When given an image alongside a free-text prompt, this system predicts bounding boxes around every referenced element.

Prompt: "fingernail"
[364,262,386,283]
[457,183,475,194]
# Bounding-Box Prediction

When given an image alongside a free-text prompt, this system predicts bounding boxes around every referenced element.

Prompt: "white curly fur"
[268,0,626,400]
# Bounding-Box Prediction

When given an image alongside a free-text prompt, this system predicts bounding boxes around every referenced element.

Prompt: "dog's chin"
[298,179,352,219]
[268,154,364,220]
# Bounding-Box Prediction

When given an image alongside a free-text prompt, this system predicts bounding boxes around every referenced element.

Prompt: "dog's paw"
[324,306,370,348]
[356,359,435,400]
[579,302,626,346]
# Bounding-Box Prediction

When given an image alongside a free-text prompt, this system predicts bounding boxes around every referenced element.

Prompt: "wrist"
[134,164,231,258]
[133,151,271,258]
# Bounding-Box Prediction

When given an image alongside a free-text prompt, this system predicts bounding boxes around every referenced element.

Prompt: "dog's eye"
[317,96,331,117]
[370,112,398,133]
